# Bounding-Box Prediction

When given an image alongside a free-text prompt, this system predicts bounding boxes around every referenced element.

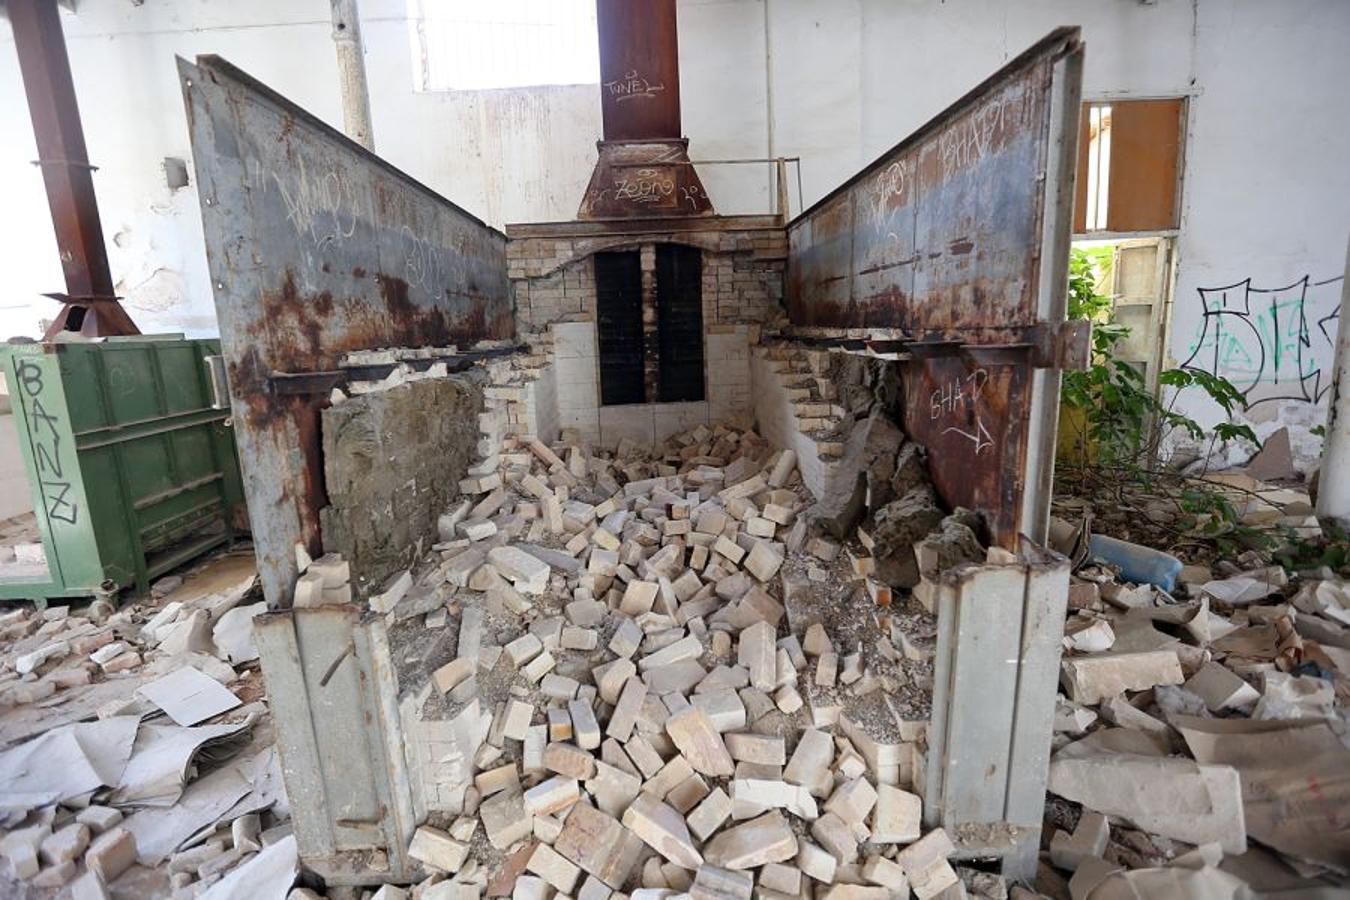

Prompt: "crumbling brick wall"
[320,372,486,598]
[503,223,787,447]
[506,228,787,333]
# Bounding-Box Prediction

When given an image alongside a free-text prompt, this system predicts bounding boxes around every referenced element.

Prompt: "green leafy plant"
[1060,248,1258,469]
[1061,250,1157,464]
[1055,248,1285,559]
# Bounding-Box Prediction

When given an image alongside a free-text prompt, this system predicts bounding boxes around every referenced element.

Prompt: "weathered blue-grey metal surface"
[179,55,511,607]
[925,542,1070,879]
[787,27,1079,333]
[254,607,418,884]
[785,29,1083,546]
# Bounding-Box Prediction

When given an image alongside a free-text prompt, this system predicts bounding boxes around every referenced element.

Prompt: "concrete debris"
[268,416,956,900]
[871,488,944,588]
[0,551,279,896]
[1048,811,1109,872]
[1048,751,1247,853]
[1059,650,1184,704]
[1046,460,1349,890]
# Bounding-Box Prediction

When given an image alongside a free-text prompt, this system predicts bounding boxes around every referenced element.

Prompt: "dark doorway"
[656,244,705,402]
[595,250,645,405]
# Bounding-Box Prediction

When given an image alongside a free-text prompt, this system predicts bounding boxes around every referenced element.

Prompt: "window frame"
[409,0,601,93]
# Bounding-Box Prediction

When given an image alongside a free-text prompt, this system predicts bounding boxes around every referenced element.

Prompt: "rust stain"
[786,53,1055,334]
[236,262,513,557]
[901,357,1027,548]
[859,256,919,276]
[226,344,329,547]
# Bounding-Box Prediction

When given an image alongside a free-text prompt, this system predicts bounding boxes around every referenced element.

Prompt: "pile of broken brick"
[340,419,996,900]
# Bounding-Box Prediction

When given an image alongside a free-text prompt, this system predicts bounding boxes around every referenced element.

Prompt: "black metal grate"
[656,244,705,402]
[595,250,645,405]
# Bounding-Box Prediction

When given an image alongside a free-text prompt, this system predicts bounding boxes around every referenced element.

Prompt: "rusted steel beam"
[8,0,139,338]
[778,321,1089,369]
[784,29,1085,547]
[267,345,525,395]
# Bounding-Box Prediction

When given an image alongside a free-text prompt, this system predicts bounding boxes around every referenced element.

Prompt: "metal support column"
[1316,236,1350,528]
[8,0,139,339]
[330,0,375,151]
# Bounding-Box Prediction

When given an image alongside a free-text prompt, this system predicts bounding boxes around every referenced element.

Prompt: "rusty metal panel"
[596,0,681,141]
[787,28,1081,332]
[903,361,1028,543]
[786,29,1083,546]
[179,55,511,608]
[582,1,713,219]
[578,140,714,220]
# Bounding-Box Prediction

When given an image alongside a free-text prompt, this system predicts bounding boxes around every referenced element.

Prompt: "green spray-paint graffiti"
[1181,275,1342,410]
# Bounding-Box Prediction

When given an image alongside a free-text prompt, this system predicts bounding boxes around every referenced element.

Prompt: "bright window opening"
[1075,98,1184,234]
[411,0,600,91]
[1083,105,1112,232]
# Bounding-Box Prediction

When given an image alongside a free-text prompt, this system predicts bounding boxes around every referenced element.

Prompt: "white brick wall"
[553,321,600,443]
[507,232,786,334]
[597,401,711,448]
[707,326,752,422]
[547,321,756,449]
[751,349,830,500]
[524,364,559,442]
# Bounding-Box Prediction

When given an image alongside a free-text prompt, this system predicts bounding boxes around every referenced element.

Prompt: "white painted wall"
[1,0,1347,460]
[0,0,598,340]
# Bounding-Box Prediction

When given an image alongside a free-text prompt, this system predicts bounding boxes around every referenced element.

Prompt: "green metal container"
[0,337,246,604]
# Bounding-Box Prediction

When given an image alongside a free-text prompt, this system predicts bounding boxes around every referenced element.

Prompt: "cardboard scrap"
[0,716,139,810]
[108,720,253,806]
[137,666,241,726]
[122,760,253,865]
[198,833,298,900]
[1172,715,1350,870]
[1072,843,1253,900]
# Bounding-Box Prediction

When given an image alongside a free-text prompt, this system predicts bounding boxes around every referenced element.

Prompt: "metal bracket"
[778,320,1091,370]
[265,345,526,396]
[1035,319,1092,370]
[204,355,230,409]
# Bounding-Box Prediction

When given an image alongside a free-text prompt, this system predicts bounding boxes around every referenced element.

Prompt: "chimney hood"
[578,0,713,219]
